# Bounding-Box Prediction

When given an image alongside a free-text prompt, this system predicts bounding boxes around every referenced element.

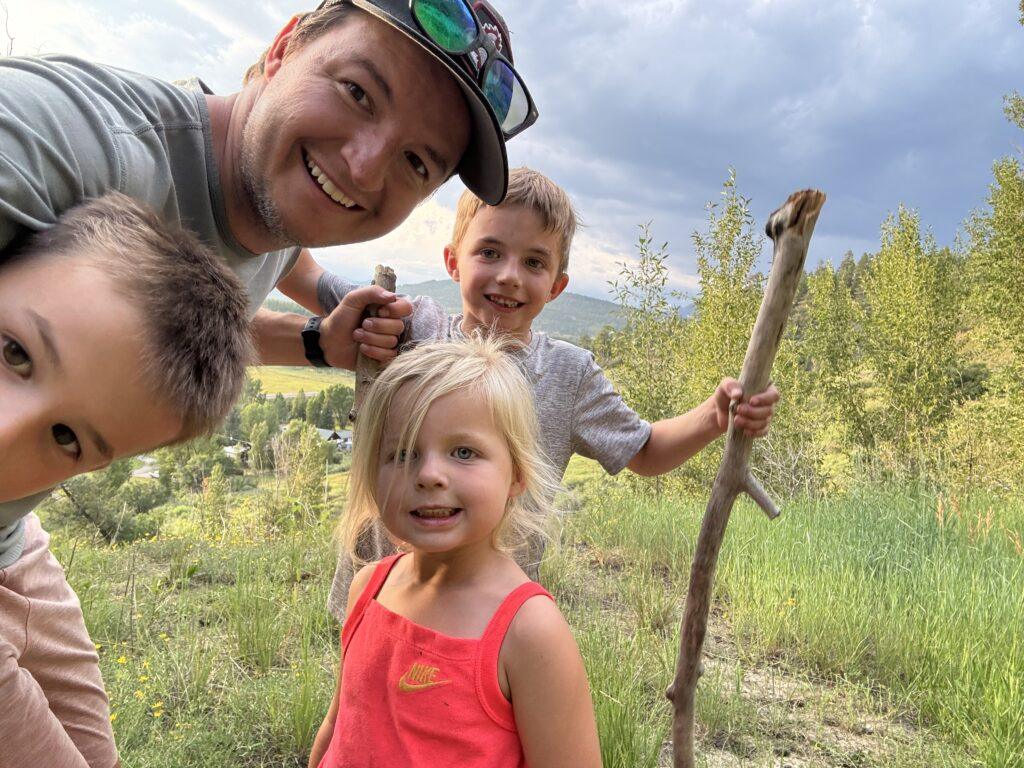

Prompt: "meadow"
[46,455,1023,768]
[249,366,355,396]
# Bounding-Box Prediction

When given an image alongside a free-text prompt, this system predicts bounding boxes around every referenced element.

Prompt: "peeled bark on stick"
[667,190,826,768]
[348,264,397,424]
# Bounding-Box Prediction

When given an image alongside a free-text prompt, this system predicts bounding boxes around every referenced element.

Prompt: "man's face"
[0,257,182,502]
[445,205,569,342]
[239,11,472,248]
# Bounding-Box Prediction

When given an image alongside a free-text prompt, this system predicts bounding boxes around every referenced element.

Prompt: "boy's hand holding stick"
[667,189,826,768]
[349,264,398,424]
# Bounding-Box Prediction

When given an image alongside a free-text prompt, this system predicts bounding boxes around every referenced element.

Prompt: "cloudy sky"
[3,0,1021,300]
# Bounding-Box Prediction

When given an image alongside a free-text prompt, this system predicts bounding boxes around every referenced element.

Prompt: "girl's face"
[375,385,524,559]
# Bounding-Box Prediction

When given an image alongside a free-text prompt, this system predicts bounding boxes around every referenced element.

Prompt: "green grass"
[44,479,1021,767]
[249,366,354,396]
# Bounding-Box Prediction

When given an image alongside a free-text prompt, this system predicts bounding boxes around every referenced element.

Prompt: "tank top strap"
[474,581,554,730]
[341,553,405,649]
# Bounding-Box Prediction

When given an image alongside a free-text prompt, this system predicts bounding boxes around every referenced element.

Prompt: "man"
[0,1,537,765]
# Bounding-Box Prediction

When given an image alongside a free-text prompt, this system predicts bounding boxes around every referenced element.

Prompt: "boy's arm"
[505,598,602,768]
[626,378,780,477]
[254,251,412,369]
[307,563,376,768]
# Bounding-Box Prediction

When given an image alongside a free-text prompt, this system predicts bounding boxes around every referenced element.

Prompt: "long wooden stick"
[348,264,397,424]
[667,190,826,768]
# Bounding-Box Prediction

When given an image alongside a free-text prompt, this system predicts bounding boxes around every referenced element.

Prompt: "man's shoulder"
[1,55,200,125]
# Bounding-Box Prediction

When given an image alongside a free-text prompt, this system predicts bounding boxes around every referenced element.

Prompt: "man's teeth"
[305,156,357,209]
[488,295,521,308]
[414,508,458,519]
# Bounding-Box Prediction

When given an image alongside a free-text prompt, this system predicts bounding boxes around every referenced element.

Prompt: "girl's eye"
[52,424,81,459]
[453,447,475,460]
[2,336,31,376]
[397,449,416,463]
[481,248,499,260]
[406,152,428,180]
[346,82,370,109]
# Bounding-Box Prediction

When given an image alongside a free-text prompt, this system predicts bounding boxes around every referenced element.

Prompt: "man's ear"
[443,245,461,282]
[263,15,303,80]
[547,272,569,302]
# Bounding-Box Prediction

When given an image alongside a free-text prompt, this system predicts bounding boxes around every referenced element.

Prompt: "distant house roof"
[317,428,342,441]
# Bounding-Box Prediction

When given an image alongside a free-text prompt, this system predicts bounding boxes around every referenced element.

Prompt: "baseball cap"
[316,0,524,205]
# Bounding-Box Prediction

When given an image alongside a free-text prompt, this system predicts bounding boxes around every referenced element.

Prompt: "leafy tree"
[323,384,355,428]
[803,263,870,446]
[157,436,235,494]
[965,158,1024,380]
[49,460,167,542]
[273,393,289,424]
[291,390,309,422]
[272,422,332,528]
[861,207,962,460]
[607,224,686,429]
[305,391,327,428]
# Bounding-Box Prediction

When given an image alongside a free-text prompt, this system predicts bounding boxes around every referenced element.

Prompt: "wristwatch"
[301,316,331,368]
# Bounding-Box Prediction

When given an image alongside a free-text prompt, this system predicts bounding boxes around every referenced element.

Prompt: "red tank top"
[318,553,553,768]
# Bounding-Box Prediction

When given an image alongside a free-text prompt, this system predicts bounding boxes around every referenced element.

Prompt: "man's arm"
[626,379,779,477]
[275,248,326,314]
[254,250,413,369]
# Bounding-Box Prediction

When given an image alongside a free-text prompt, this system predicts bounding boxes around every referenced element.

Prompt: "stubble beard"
[239,118,302,250]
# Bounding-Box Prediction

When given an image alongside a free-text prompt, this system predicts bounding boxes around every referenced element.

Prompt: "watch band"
[301,316,330,368]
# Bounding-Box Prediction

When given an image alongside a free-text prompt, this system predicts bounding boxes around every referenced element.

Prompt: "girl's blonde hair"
[337,335,560,566]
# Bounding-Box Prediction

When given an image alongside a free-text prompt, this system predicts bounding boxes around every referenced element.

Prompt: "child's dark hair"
[10,192,253,439]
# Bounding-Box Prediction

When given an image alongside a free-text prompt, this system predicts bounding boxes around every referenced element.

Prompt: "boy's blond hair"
[450,167,579,275]
[10,192,253,440]
[338,335,560,566]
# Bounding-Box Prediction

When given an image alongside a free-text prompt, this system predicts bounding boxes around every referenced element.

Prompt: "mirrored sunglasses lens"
[483,61,530,134]
[413,0,478,52]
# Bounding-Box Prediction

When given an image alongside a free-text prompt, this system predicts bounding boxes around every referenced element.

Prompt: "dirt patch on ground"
[656,619,960,767]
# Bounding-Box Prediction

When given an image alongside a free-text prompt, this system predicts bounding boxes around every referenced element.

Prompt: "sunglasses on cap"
[315,0,538,140]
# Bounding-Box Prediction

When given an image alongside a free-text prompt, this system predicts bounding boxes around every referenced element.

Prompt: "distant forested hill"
[264,280,625,343]
[397,280,622,342]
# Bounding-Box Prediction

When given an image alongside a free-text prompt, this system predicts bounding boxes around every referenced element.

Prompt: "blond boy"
[319,168,779,620]
[0,192,253,768]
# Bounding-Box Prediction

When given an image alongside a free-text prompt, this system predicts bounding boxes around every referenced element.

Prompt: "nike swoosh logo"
[398,676,452,693]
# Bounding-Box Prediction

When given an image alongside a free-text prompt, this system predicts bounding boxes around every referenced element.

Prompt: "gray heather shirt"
[319,274,652,620]
[0,55,301,567]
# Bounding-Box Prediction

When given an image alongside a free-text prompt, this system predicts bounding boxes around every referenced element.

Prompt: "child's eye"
[481,248,500,260]
[526,257,545,270]
[396,448,417,464]
[1,336,32,377]
[52,424,81,460]
[453,446,475,460]
[406,151,428,180]
[345,82,370,109]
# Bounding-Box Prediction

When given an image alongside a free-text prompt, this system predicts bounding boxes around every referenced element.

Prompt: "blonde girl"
[308,337,601,768]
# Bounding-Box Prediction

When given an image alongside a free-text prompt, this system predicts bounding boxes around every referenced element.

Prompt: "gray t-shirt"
[319,275,652,620]
[0,55,301,567]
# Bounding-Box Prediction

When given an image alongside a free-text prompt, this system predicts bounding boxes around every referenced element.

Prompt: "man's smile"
[303,150,362,210]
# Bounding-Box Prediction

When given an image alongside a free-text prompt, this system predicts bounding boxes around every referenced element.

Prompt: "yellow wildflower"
[116,656,128,665]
